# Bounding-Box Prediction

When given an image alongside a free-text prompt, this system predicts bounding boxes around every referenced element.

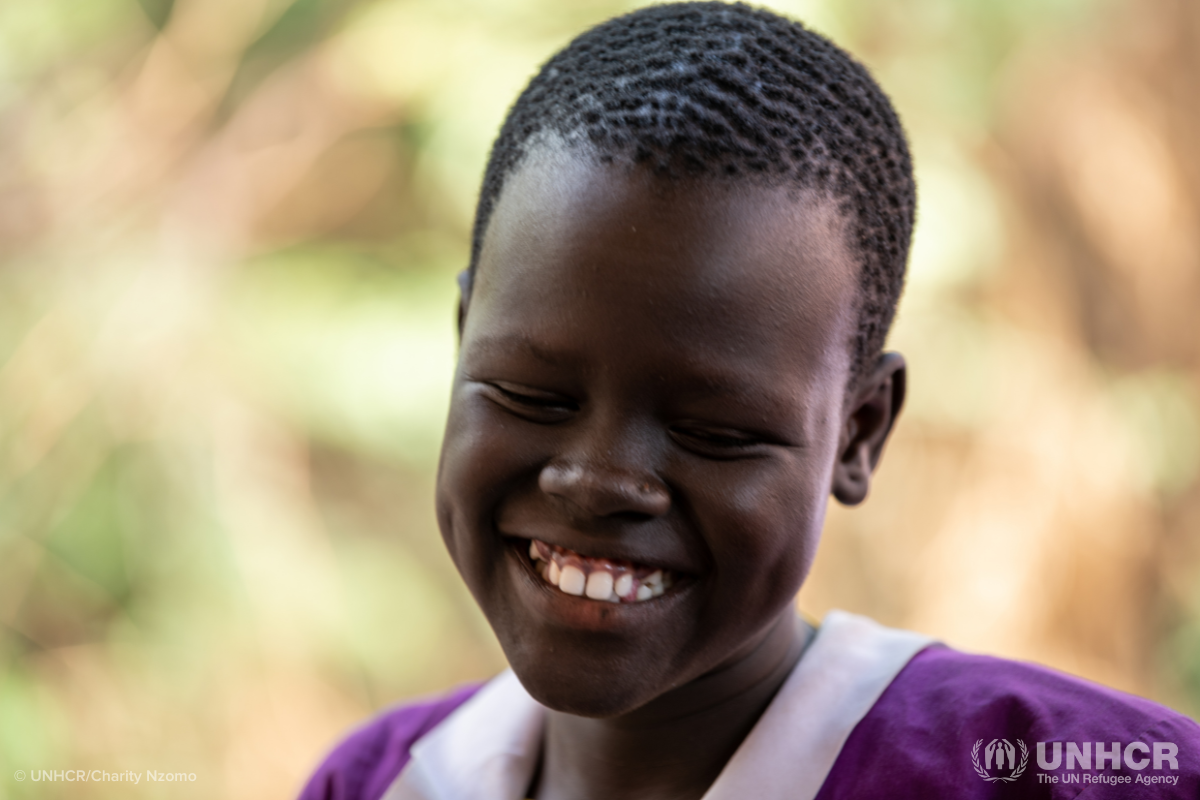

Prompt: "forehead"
[469,145,860,392]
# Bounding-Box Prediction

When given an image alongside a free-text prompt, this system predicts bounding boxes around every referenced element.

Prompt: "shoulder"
[297,683,482,800]
[875,646,1198,742]
[818,645,1200,799]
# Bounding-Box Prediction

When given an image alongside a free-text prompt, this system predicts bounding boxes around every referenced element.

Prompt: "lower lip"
[503,539,690,633]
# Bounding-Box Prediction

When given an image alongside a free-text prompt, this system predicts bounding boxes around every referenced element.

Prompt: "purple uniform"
[299,612,1200,799]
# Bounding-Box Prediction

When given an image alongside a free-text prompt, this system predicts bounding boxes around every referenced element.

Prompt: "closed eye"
[669,423,771,458]
[481,381,578,422]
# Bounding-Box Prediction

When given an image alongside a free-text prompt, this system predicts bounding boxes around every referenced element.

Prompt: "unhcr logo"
[1035,741,1180,787]
[970,737,1183,787]
[972,739,1029,782]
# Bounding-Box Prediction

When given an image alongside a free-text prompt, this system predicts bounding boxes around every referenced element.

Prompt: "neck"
[531,613,812,800]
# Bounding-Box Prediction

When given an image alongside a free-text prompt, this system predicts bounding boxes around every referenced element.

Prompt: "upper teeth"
[528,539,674,603]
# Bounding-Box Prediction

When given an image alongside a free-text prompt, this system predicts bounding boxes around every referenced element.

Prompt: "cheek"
[436,383,547,566]
[691,456,832,609]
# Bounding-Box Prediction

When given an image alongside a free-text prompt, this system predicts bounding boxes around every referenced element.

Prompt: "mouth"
[523,538,677,604]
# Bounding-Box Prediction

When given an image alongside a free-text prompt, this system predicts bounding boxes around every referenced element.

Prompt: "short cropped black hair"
[465,1,916,378]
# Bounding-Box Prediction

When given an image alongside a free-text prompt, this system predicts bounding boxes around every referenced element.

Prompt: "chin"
[513,660,652,718]
[500,632,670,718]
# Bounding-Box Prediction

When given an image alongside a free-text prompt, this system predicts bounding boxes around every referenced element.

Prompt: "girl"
[301,5,1200,798]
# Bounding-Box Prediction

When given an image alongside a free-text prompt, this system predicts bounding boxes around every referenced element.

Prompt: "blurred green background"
[2,0,1200,797]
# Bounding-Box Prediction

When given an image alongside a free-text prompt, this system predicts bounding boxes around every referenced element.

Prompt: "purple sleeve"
[297,684,481,800]
[816,646,1200,799]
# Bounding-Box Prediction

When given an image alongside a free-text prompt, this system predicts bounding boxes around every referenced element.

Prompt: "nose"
[538,443,670,519]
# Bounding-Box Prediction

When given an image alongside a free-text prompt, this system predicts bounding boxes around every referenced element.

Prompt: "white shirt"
[383,611,933,800]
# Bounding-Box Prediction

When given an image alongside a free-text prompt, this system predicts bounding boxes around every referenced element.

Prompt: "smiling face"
[436,146,861,717]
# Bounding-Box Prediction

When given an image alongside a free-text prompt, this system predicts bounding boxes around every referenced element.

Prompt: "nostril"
[610,510,655,524]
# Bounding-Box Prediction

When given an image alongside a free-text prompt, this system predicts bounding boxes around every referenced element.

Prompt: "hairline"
[462,135,871,384]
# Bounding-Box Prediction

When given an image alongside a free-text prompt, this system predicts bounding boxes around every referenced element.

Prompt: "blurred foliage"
[1,0,1199,797]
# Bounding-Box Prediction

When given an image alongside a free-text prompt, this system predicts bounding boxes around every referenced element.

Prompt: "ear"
[831,352,906,506]
[456,269,472,336]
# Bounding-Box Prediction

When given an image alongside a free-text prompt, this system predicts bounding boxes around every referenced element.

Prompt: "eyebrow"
[466,333,580,368]
[671,374,792,414]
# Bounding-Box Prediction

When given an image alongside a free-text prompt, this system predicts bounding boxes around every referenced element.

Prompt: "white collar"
[384,610,933,800]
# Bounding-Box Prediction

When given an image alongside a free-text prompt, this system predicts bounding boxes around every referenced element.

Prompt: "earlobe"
[831,352,906,506]
[832,452,870,505]
[456,269,472,336]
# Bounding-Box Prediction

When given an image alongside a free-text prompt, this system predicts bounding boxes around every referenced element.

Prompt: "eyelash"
[485,382,577,419]
[481,383,770,457]
[669,425,765,454]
